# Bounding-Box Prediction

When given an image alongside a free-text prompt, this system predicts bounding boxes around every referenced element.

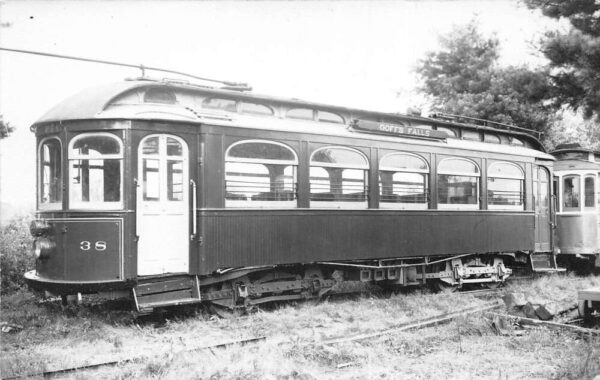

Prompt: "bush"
[1,215,34,294]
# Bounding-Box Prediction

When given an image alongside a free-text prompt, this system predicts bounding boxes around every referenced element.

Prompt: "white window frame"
[225,139,298,209]
[68,132,124,210]
[487,162,525,211]
[379,152,429,210]
[310,146,369,209]
[437,157,480,210]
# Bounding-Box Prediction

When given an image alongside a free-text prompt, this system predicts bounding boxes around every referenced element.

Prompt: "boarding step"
[133,275,201,313]
[530,252,566,273]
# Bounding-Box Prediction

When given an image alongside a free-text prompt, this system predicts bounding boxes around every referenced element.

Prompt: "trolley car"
[26,78,558,312]
[552,144,600,271]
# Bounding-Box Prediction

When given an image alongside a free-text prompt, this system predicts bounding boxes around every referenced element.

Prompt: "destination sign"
[351,119,447,140]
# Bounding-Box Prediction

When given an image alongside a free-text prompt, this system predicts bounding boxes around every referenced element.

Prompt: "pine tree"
[415,21,553,134]
[524,0,600,120]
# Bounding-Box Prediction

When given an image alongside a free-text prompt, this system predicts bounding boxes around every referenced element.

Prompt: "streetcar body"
[26,79,556,311]
[552,145,600,269]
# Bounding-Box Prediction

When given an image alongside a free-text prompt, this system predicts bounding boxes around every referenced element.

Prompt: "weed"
[0,214,34,294]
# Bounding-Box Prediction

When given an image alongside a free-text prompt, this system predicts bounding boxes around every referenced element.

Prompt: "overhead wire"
[0,46,249,88]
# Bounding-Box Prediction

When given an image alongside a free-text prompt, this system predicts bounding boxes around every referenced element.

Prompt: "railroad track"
[4,336,266,380]
[5,302,503,379]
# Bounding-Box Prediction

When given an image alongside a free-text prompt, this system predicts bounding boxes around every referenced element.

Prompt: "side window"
[39,138,62,209]
[484,133,501,144]
[563,175,580,211]
[487,162,525,210]
[240,102,274,116]
[462,131,481,142]
[202,98,237,112]
[510,137,524,146]
[144,88,176,104]
[68,133,123,209]
[286,108,314,121]
[318,111,344,124]
[437,158,480,210]
[225,140,298,208]
[584,175,595,208]
[436,127,457,138]
[379,153,429,210]
[310,147,369,209]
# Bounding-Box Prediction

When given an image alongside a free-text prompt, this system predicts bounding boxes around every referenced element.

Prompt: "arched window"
[202,97,237,112]
[68,133,123,209]
[240,102,274,116]
[484,133,501,144]
[437,158,480,210]
[225,140,298,208]
[318,111,344,124]
[287,108,315,121]
[310,147,369,208]
[462,130,481,142]
[487,162,525,210]
[436,127,457,138]
[39,137,62,210]
[379,153,429,209]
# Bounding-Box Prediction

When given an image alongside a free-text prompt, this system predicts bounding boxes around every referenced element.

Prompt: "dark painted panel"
[199,210,534,274]
[63,219,122,281]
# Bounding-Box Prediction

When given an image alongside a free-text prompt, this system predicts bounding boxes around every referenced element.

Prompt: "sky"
[0,0,558,217]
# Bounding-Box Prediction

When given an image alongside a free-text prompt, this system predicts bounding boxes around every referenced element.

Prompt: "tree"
[524,0,600,120]
[545,110,600,150]
[0,115,15,139]
[415,21,554,134]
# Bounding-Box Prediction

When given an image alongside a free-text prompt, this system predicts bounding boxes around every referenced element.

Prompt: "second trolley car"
[552,144,600,271]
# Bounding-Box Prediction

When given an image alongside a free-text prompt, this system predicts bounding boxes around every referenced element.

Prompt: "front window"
[438,158,480,210]
[487,162,525,210]
[563,175,580,211]
[379,153,429,209]
[39,138,62,209]
[585,176,595,208]
[310,147,369,209]
[68,133,123,209]
[225,140,298,208]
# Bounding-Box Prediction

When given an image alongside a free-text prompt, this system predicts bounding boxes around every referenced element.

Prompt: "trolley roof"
[34,78,548,154]
[552,143,600,171]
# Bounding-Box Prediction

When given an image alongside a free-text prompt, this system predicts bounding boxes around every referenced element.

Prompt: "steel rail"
[0,46,249,87]
[487,312,600,336]
[6,301,505,379]
[317,301,503,345]
[4,336,266,380]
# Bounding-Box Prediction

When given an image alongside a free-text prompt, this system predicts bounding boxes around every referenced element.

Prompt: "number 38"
[80,241,107,251]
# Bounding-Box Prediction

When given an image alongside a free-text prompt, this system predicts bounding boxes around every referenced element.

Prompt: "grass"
[2,273,600,379]
[1,215,598,378]
[0,214,34,294]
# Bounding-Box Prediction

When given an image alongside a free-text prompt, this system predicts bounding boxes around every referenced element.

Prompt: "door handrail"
[190,179,197,239]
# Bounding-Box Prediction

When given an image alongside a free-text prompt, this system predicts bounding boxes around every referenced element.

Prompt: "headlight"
[30,220,52,237]
[32,238,55,260]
